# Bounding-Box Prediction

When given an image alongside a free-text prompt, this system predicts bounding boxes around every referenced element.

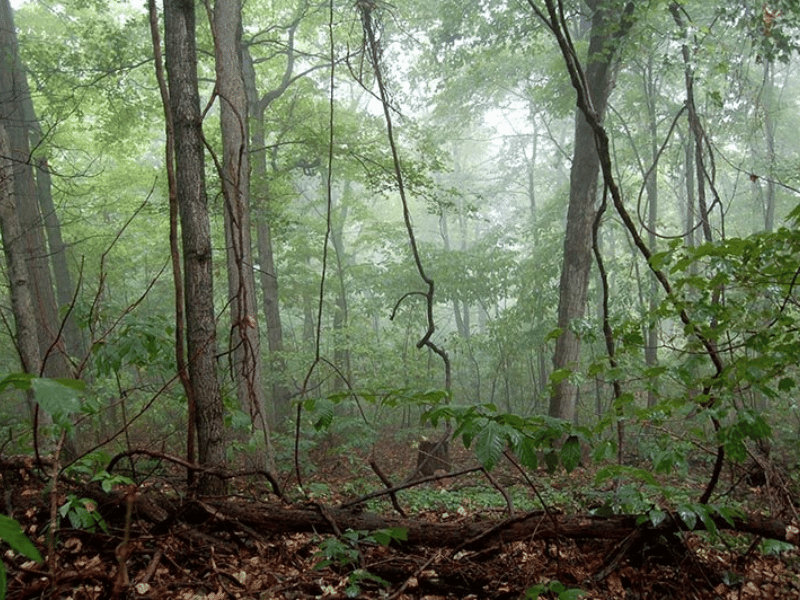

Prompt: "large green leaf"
[0,514,43,563]
[474,420,506,471]
[31,378,83,420]
[560,436,582,473]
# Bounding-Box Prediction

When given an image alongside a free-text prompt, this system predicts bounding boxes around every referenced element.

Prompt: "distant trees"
[2,0,799,496]
[0,0,76,383]
[0,0,82,456]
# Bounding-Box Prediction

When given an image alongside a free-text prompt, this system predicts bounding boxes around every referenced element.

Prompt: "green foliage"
[65,452,134,492]
[0,514,43,600]
[58,495,108,534]
[0,374,85,432]
[674,503,740,539]
[313,528,405,596]
[525,579,587,599]
[425,404,589,473]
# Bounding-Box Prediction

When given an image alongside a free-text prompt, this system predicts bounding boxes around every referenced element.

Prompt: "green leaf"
[370,527,407,545]
[560,436,581,473]
[0,514,43,563]
[696,505,718,537]
[31,378,82,420]
[648,509,667,527]
[0,372,35,394]
[677,505,697,530]
[543,449,559,473]
[550,368,572,385]
[474,420,506,471]
[524,584,546,599]
[512,435,539,470]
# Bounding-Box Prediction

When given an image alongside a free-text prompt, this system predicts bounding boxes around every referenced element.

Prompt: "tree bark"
[221,501,797,548]
[0,0,71,381]
[163,0,226,495]
[549,1,628,422]
[761,60,776,233]
[211,0,277,474]
[242,44,293,424]
[643,54,659,409]
[0,125,41,382]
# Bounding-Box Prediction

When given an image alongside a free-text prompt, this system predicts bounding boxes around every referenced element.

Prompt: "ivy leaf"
[677,505,697,530]
[648,509,667,527]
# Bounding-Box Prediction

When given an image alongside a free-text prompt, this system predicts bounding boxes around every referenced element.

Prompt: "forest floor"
[2,434,800,599]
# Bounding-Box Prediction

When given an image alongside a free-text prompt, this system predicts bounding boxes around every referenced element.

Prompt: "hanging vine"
[354,0,452,391]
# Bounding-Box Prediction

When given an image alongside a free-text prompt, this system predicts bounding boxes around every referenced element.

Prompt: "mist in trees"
[0,0,799,513]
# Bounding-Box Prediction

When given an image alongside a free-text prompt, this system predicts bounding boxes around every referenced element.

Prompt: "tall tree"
[542,0,635,423]
[0,125,40,389]
[0,0,72,381]
[163,0,226,494]
[211,0,277,473]
[241,22,305,423]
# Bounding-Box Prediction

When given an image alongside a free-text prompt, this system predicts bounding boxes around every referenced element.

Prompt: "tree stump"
[416,439,451,477]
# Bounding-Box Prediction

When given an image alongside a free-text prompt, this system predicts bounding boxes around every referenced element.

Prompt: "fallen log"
[202,498,800,549]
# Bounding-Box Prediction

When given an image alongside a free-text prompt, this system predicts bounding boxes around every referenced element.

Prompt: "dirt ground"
[2,437,799,599]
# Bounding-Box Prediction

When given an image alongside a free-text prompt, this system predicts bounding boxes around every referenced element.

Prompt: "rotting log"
[201,498,799,549]
[3,454,797,550]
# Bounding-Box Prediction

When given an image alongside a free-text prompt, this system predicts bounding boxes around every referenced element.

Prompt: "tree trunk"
[211,0,276,473]
[34,155,84,363]
[330,185,352,391]
[549,1,625,422]
[761,60,776,233]
[163,0,226,495]
[643,54,659,409]
[242,45,292,425]
[0,0,70,381]
[0,125,41,384]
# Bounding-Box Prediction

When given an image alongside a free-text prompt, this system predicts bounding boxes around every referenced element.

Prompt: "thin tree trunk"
[242,45,292,425]
[163,0,226,495]
[211,0,276,474]
[330,183,352,391]
[643,55,659,409]
[761,60,776,233]
[148,0,196,482]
